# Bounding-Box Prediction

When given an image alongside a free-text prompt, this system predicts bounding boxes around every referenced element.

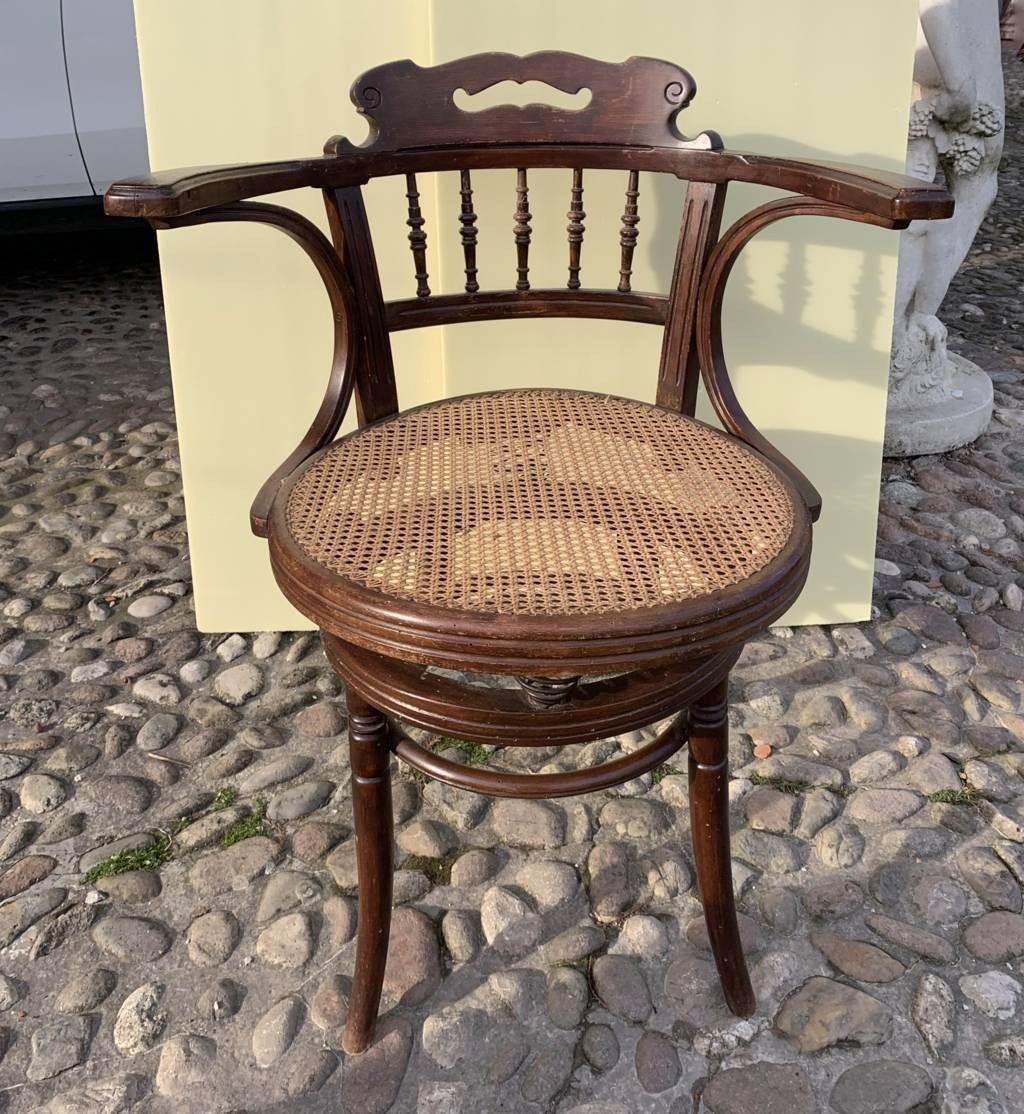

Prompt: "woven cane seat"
[270,390,810,671]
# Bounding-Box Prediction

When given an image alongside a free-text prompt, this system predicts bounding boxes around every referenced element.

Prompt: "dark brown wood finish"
[657,179,728,414]
[105,50,955,1055]
[343,690,394,1055]
[328,52,717,154]
[566,168,585,290]
[404,173,430,298]
[617,170,641,293]
[513,168,532,291]
[323,186,399,426]
[689,677,756,1015]
[458,169,479,293]
[104,150,953,223]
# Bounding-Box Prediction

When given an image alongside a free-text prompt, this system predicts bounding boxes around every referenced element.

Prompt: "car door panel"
[0,0,92,202]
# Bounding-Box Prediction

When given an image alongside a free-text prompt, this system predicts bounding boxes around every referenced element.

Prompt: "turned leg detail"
[342,689,394,1055]
[688,676,756,1017]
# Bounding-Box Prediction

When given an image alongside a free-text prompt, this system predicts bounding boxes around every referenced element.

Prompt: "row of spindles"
[402,168,643,298]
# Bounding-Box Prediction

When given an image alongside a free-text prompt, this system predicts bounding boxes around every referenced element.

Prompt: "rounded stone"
[113,982,167,1056]
[442,908,479,964]
[282,1046,339,1097]
[79,775,152,815]
[132,672,181,705]
[614,914,670,958]
[546,966,589,1029]
[703,1062,816,1114]
[964,911,1024,962]
[491,799,565,848]
[581,1024,620,1073]
[815,821,865,868]
[55,969,117,1014]
[480,886,543,954]
[213,663,264,706]
[19,773,67,813]
[634,1030,681,1094]
[340,1018,413,1112]
[959,971,1022,1020]
[267,779,335,821]
[293,701,345,737]
[253,995,304,1068]
[0,974,24,1010]
[397,819,458,858]
[290,819,346,863]
[381,907,441,1008]
[26,1016,92,1081]
[829,1060,934,1114]
[811,931,905,983]
[256,912,315,968]
[310,973,349,1030]
[155,1034,216,1097]
[0,854,56,901]
[323,894,357,947]
[0,753,32,780]
[591,954,652,1022]
[449,848,499,887]
[136,713,181,752]
[128,594,173,619]
[94,870,162,904]
[92,916,173,962]
[776,977,892,1053]
[196,978,241,1022]
[514,860,579,912]
[186,910,240,966]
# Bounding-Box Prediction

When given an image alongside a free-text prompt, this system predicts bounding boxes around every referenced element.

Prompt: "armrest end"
[104,158,337,219]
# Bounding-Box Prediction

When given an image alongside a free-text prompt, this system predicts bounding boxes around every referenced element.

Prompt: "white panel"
[0,0,90,201]
[63,0,148,191]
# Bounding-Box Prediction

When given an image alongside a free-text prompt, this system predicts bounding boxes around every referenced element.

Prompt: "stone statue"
[885,0,1005,456]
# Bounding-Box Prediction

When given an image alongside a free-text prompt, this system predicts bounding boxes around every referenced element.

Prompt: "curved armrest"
[103,157,343,218]
[717,152,954,223]
[145,201,359,537]
[695,195,943,522]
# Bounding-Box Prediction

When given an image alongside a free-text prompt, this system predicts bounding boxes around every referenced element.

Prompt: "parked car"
[0,0,148,206]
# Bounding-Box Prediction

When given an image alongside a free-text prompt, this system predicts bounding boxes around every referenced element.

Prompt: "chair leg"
[688,676,756,1017]
[341,689,394,1055]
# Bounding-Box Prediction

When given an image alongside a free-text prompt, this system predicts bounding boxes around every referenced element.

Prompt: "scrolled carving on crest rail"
[325,51,722,154]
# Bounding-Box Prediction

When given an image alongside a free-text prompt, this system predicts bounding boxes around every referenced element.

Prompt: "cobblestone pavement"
[1,65,1022,1114]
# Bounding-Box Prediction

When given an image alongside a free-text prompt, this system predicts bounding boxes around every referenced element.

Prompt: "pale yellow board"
[134,0,918,631]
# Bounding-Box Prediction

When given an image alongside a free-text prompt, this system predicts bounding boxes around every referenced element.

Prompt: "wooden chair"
[107,52,952,1054]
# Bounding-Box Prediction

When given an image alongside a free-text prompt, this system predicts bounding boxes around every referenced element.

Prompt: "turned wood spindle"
[566,168,586,290]
[514,167,532,292]
[458,169,480,294]
[405,172,430,298]
[617,170,641,293]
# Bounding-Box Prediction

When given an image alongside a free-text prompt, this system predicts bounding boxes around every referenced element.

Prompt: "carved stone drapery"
[884,0,1005,456]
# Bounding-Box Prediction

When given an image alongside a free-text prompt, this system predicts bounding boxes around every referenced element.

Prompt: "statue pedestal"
[884,353,993,457]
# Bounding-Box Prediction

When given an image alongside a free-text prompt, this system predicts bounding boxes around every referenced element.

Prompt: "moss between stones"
[651,762,682,785]
[217,797,267,848]
[400,851,458,886]
[80,786,262,884]
[749,772,813,796]
[82,835,174,884]
[928,787,981,806]
[433,737,491,766]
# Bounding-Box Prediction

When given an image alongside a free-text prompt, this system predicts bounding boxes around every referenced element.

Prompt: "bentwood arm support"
[695,170,953,523]
[118,198,359,537]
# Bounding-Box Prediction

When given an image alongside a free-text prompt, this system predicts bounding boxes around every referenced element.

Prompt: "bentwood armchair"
[106,52,952,1054]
